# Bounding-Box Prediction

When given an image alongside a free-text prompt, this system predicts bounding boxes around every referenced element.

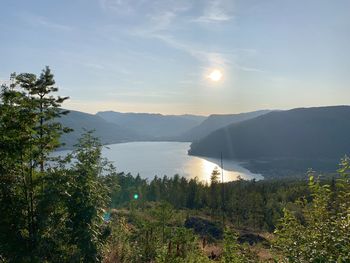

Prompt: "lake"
[100,142,262,182]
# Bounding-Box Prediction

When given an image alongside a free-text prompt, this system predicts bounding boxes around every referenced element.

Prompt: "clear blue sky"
[1,0,349,115]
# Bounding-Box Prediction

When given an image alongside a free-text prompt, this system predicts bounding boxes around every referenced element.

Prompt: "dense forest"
[1,68,349,262]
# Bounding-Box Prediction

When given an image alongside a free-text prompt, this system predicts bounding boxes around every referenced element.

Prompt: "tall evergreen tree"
[0,67,70,261]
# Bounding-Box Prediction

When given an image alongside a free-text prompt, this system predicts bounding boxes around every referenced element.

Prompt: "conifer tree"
[0,67,70,261]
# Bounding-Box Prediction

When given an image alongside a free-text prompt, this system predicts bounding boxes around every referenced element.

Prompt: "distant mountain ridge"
[58,109,272,148]
[96,111,206,139]
[179,110,271,141]
[189,106,350,161]
[59,110,147,148]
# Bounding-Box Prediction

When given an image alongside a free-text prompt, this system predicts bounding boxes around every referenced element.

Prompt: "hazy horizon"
[1,0,349,115]
[67,104,350,116]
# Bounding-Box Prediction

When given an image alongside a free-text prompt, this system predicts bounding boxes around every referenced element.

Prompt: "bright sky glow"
[208,69,223,82]
[0,0,349,115]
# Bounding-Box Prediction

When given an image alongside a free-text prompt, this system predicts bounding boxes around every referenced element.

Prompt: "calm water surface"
[101,142,262,182]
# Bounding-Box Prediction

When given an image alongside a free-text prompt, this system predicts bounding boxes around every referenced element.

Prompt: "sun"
[208,69,223,82]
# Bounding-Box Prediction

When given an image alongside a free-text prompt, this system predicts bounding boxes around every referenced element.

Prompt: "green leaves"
[0,68,114,262]
[64,131,114,262]
[274,158,350,262]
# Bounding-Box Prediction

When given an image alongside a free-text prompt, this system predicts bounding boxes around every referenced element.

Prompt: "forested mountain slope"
[189,106,350,160]
[180,110,271,141]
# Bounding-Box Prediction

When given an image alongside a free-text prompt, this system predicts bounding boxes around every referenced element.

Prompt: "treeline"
[110,171,310,232]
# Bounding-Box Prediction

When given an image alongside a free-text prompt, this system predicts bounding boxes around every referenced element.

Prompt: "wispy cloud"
[98,0,234,69]
[151,34,229,68]
[98,0,261,81]
[147,11,177,32]
[83,63,105,70]
[236,65,265,73]
[193,0,234,23]
[106,90,180,99]
[21,14,73,31]
[99,0,140,14]
[99,0,191,20]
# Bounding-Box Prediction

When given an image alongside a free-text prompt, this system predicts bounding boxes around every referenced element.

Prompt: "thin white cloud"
[193,0,234,23]
[82,61,131,75]
[98,0,262,80]
[99,0,191,19]
[106,90,180,98]
[98,0,233,69]
[151,34,229,68]
[99,0,141,14]
[236,65,265,73]
[83,63,105,70]
[147,11,177,32]
[21,14,73,31]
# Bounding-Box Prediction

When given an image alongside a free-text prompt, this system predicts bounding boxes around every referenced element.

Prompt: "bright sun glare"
[208,69,223,82]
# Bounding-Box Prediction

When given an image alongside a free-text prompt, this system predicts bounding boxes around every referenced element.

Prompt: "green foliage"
[0,68,114,262]
[221,228,242,263]
[210,167,221,216]
[0,67,70,261]
[64,131,111,262]
[111,172,309,232]
[155,227,210,263]
[104,203,212,263]
[152,201,174,243]
[104,216,133,263]
[274,158,350,262]
[221,228,256,263]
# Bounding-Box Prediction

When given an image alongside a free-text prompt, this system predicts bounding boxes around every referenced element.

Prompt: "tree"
[65,131,111,262]
[221,228,243,263]
[0,68,115,262]
[210,167,220,215]
[152,201,174,243]
[0,67,70,261]
[28,66,70,172]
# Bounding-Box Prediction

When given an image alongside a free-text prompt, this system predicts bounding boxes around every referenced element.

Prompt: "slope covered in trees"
[189,106,350,175]
[179,110,271,141]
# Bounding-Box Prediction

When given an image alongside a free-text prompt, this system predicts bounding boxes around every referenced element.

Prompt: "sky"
[0,0,349,115]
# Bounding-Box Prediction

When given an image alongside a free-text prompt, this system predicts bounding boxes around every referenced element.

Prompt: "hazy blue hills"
[59,110,146,148]
[188,106,350,175]
[58,105,350,176]
[58,109,272,148]
[179,110,271,141]
[96,111,206,139]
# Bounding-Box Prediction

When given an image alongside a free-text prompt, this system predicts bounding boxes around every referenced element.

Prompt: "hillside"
[59,110,145,148]
[179,110,271,141]
[189,106,350,165]
[96,111,206,138]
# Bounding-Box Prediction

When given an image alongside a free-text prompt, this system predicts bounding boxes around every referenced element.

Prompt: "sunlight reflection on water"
[102,142,262,183]
[183,156,263,183]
